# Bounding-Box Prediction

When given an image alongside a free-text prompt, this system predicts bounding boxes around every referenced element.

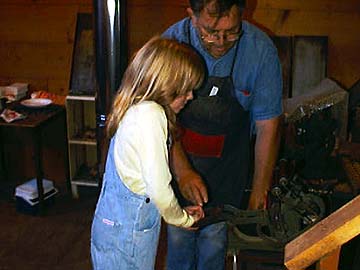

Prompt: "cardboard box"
[0,83,28,101]
[4,83,28,95]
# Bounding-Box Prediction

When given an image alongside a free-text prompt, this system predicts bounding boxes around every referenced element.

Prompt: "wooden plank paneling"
[253,0,360,12]
[251,9,360,36]
[128,5,188,56]
[48,79,71,96]
[0,6,77,43]
[128,0,187,7]
[0,5,77,93]
[0,0,90,5]
[328,37,360,89]
[0,43,73,78]
[0,0,93,12]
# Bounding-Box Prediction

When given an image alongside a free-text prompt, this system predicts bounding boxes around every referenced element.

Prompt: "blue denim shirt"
[163,19,283,129]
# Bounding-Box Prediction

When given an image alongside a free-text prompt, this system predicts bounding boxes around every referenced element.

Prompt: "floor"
[0,186,168,270]
[0,185,285,270]
[0,187,98,270]
[1,183,357,270]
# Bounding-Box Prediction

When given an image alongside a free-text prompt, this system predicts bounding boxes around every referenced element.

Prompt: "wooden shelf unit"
[66,94,99,198]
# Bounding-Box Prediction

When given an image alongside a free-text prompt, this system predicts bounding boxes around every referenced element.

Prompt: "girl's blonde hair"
[106,36,205,137]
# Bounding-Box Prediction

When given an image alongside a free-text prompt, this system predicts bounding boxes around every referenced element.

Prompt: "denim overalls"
[91,137,161,270]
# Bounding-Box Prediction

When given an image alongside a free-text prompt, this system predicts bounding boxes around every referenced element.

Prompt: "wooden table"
[0,102,66,214]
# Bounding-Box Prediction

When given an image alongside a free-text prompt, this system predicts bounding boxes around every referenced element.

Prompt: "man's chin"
[211,51,226,58]
[206,42,236,58]
[209,47,228,58]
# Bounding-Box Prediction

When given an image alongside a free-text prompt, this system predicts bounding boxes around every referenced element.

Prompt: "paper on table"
[0,108,27,123]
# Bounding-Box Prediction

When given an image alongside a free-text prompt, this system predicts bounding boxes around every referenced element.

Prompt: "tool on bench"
[194,161,327,251]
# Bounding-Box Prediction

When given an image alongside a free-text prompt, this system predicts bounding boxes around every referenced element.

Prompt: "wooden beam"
[285,195,360,270]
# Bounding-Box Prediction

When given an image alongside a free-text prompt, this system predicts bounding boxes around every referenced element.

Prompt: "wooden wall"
[0,1,91,95]
[0,0,359,93]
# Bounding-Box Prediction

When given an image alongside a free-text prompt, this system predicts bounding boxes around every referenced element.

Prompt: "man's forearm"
[250,116,282,208]
[170,139,208,205]
[170,139,193,180]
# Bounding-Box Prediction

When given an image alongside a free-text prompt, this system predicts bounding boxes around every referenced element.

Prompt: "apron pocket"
[181,127,225,158]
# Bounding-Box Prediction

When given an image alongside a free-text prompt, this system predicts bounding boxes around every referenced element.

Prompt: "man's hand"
[247,189,267,210]
[178,169,208,206]
[170,139,208,206]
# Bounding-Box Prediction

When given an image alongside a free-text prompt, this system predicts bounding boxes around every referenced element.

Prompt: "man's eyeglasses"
[197,24,243,43]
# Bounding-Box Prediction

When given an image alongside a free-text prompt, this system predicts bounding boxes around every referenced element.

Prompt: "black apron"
[176,22,251,208]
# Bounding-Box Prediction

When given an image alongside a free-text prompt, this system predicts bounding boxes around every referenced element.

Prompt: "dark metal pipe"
[93,0,127,179]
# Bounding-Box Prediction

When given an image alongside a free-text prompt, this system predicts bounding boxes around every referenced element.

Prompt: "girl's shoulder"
[130,101,166,122]
[133,101,163,112]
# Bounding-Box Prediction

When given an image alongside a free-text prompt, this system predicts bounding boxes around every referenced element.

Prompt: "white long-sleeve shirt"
[113,101,194,227]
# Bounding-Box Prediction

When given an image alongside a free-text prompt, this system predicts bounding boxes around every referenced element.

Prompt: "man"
[162,1,282,269]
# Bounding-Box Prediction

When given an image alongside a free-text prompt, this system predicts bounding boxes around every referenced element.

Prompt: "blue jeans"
[167,222,227,270]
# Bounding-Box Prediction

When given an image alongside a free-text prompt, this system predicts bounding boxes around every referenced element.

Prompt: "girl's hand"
[184,205,204,230]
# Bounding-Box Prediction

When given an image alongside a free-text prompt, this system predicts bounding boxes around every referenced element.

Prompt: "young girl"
[90,36,205,269]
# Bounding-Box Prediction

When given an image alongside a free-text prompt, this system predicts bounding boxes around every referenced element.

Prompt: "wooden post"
[285,195,360,270]
[316,247,341,270]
